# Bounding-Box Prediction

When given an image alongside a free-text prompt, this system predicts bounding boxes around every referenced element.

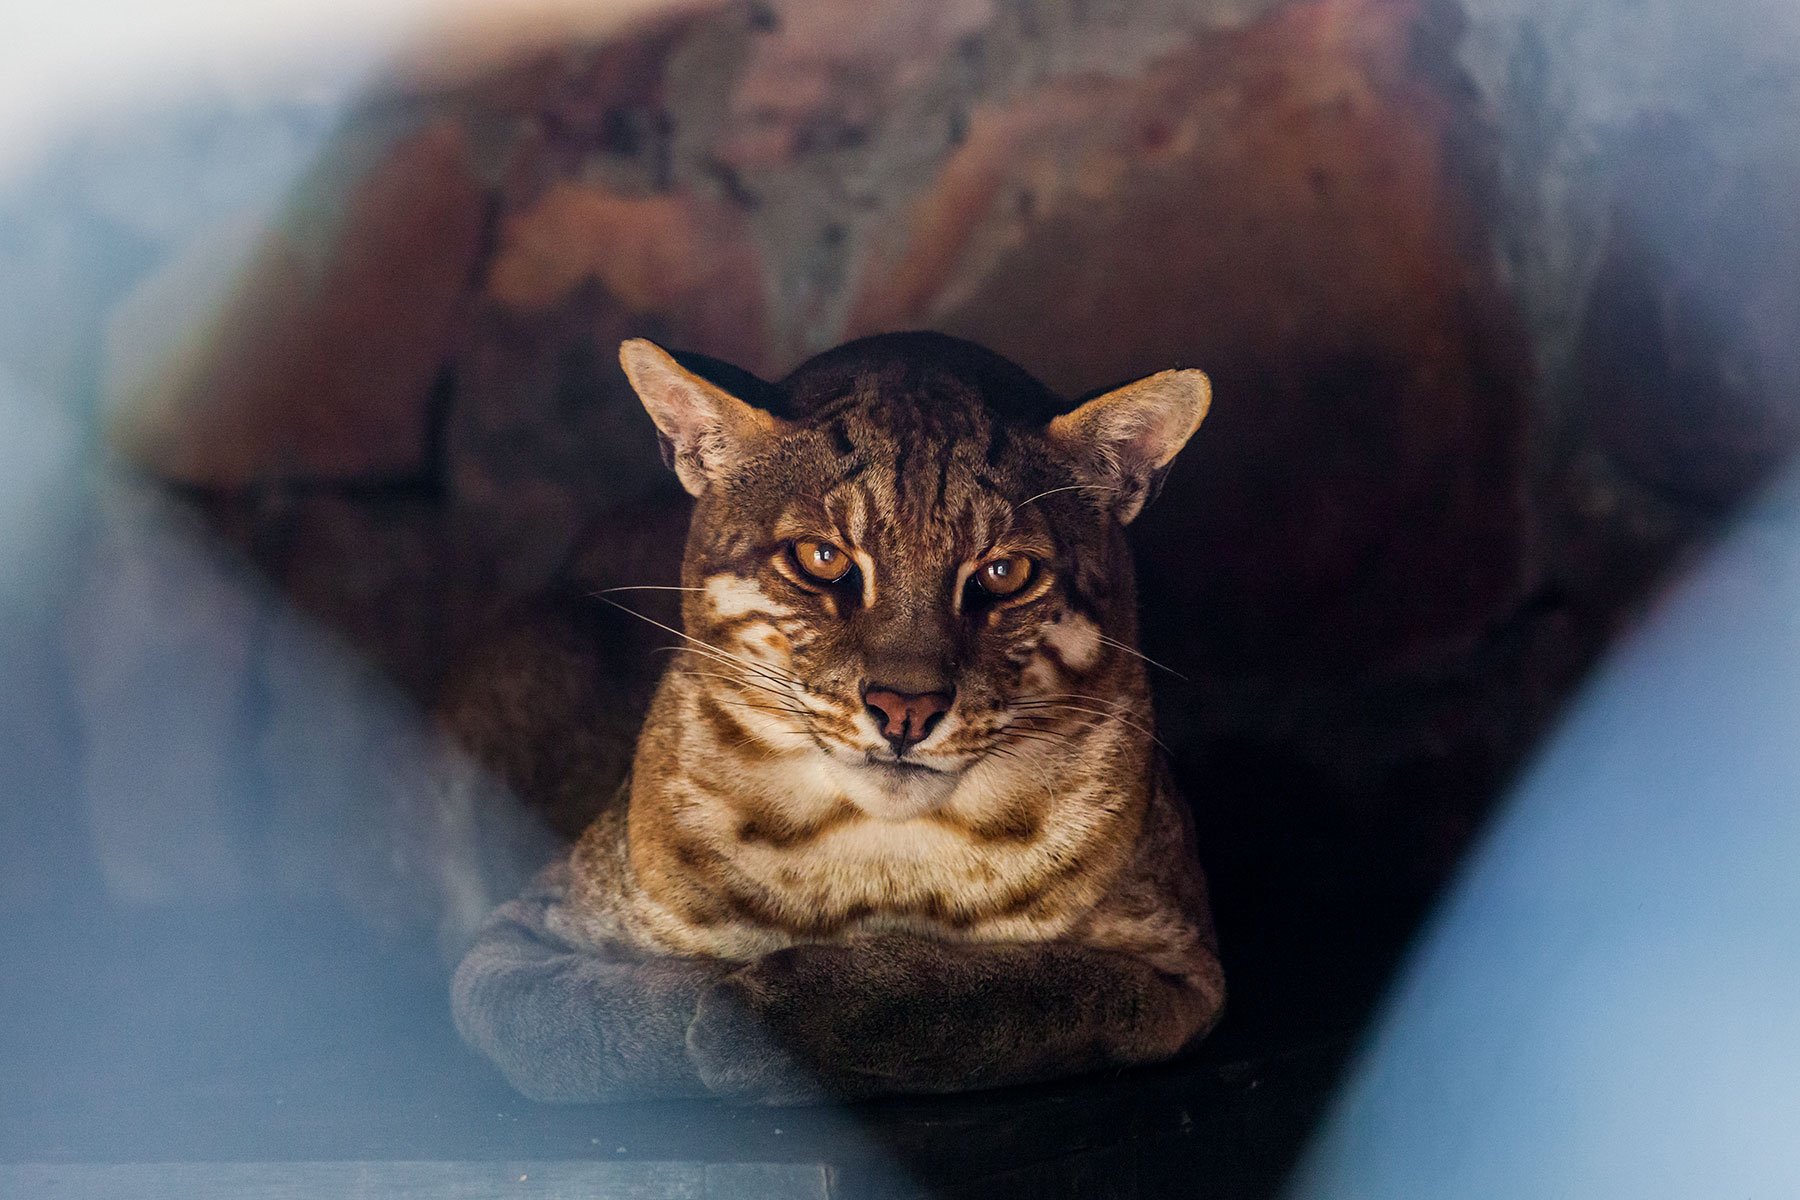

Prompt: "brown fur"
[451,332,1223,1103]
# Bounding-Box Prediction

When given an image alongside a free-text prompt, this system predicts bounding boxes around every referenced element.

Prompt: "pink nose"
[863,688,953,749]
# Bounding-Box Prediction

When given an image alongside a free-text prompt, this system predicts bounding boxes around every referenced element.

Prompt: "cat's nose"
[863,687,953,750]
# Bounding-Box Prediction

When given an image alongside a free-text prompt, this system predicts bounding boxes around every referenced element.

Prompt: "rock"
[446,292,679,635]
[847,0,1533,677]
[1457,0,1800,510]
[1575,118,1800,507]
[268,493,450,699]
[484,182,770,367]
[104,119,487,487]
[702,0,995,175]
[379,0,717,102]
[658,0,1286,360]
[24,0,1798,950]
[446,174,767,630]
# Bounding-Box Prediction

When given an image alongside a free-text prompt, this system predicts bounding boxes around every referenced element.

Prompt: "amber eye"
[975,554,1035,597]
[793,539,853,583]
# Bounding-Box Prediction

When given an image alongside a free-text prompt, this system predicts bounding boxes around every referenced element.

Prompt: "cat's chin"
[817,751,964,820]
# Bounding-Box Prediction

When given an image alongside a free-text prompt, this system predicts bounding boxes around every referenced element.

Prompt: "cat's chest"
[737,818,1048,914]
[628,783,1129,959]
[701,832,1075,956]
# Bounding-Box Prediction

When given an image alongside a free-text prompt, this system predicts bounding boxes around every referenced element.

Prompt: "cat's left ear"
[619,339,782,496]
[1047,368,1212,523]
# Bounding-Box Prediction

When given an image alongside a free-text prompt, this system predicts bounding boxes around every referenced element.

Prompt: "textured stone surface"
[266,493,452,696]
[105,119,487,486]
[700,0,995,175]
[849,0,1531,678]
[445,292,682,631]
[1458,0,1800,538]
[460,173,773,530]
[1575,119,1800,506]
[487,183,770,357]
[664,0,1286,363]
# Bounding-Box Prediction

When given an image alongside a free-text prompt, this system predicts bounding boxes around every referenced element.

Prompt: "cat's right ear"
[1047,368,1212,523]
[619,339,780,497]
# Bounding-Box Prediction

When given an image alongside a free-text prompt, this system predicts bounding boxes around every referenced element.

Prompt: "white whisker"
[1094,632,1189,681]
[593,584,705,595]
[1014,700,1169,752]
[598,596,803,692]
[1010,482,1119,512]
[671,670,803,705]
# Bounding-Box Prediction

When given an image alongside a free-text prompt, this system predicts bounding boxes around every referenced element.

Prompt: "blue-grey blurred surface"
[1293,470,1800,1198]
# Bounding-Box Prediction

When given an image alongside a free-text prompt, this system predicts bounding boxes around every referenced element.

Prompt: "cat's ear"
[1046,369,1212,523]
[619,339,780,496]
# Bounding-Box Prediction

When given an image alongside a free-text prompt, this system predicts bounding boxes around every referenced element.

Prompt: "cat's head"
[619,332,1210,819]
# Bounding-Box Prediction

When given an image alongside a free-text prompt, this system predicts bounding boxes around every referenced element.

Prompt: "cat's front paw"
[686,946,857,1106]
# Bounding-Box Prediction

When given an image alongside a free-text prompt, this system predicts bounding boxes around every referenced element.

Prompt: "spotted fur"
[453,332,1224,1103]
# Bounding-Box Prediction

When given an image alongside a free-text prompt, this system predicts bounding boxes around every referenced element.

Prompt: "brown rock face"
[107,120,487,487]
[485,182,771,368]
[849,0,1530,677]
[705,0,995,174]
[273,494,450,697]
[448,178,769,628]
[1578,117,1800,508]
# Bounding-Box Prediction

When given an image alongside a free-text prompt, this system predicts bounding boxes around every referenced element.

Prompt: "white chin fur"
[817,752,961,821]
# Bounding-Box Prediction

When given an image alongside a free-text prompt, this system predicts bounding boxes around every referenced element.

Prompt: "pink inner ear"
[1124,374,1209,466]
[1094,397,1186,474]
[655,379,718,445]
[621,341,781,490]
[1119,407,1179,466]
[1056,369,1209,478]
[631,359,711,442]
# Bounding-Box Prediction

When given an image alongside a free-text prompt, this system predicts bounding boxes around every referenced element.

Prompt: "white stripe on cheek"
[736,624,792,668]
[1042,612,1102,671]
[852,549,877,608]
[839,489,875,608]
[951,560,976,616]
[705,575,792,620]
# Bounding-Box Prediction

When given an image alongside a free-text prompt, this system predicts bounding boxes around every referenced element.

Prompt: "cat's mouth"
[862,752,946,775]
[815,743,963,819]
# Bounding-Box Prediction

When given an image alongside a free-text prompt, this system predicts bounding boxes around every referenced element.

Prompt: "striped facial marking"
[632,336,1207,824]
